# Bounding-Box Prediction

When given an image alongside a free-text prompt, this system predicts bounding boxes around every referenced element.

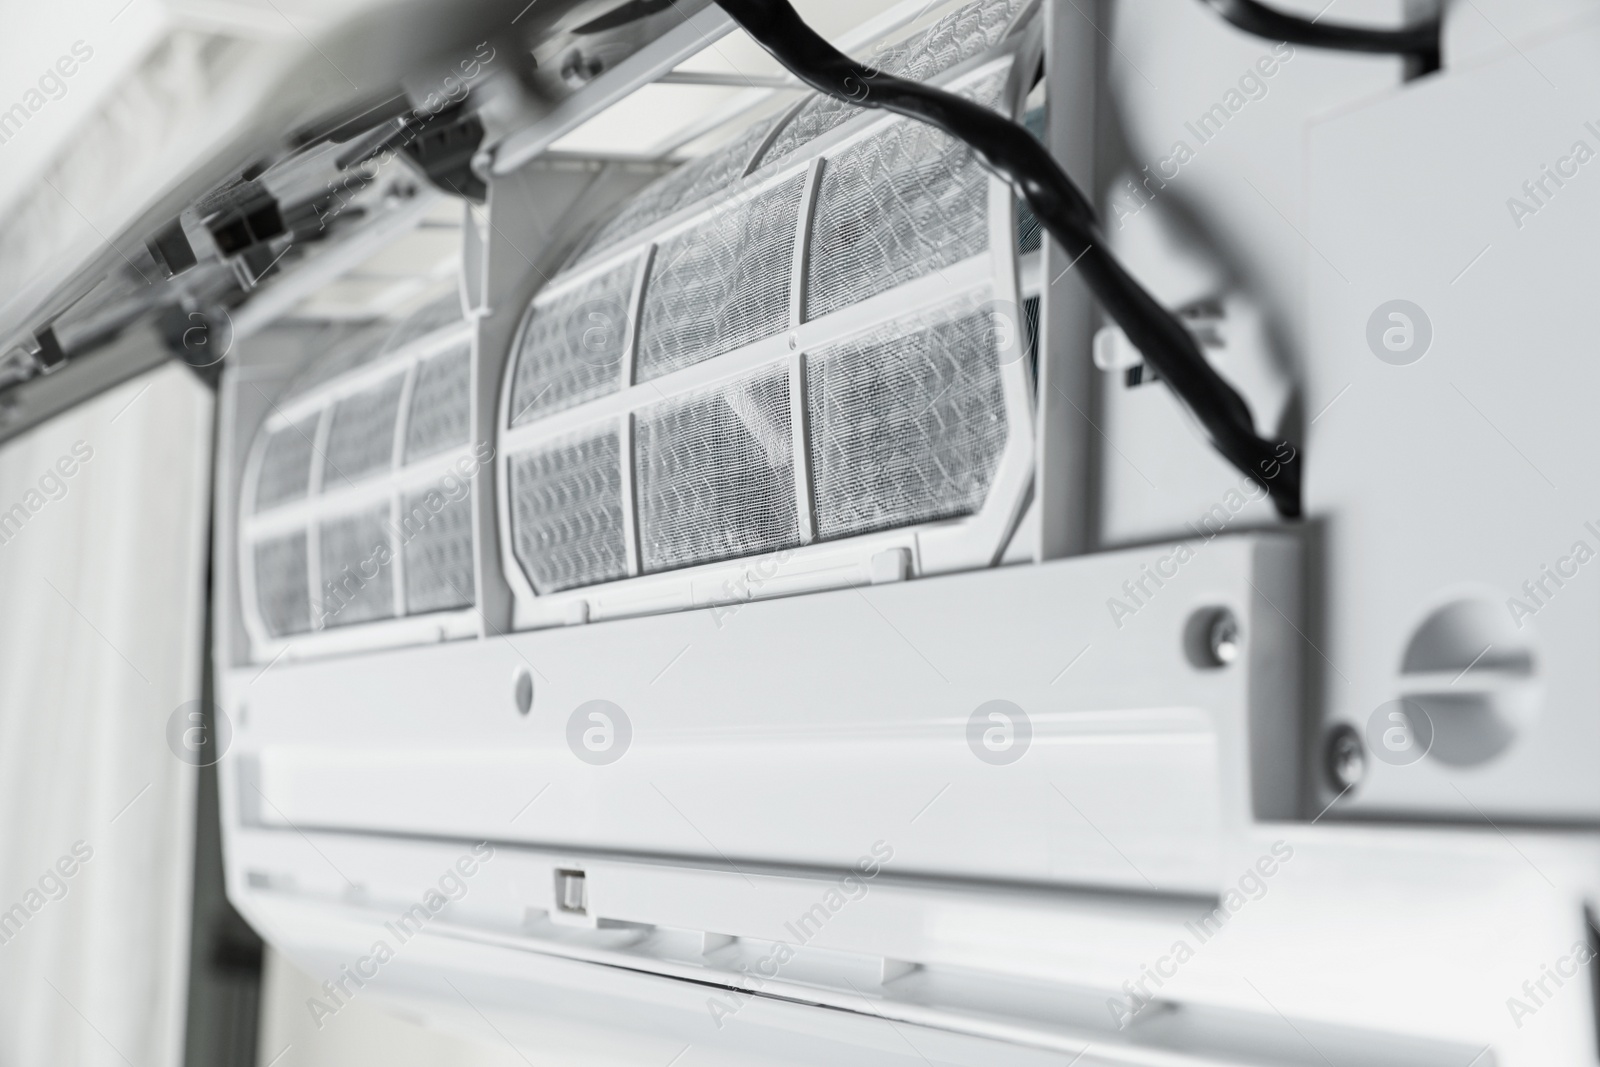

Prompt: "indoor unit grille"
[241,298,480,654]
[499,0,1037,624]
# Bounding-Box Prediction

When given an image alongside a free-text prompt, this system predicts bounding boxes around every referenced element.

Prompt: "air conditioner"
[6,0,1597,1062]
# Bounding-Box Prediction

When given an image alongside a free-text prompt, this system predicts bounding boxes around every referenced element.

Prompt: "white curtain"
[0,364,213,1067]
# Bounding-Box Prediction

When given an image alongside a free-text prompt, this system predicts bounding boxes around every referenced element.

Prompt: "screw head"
[1207,610,1240,666]
[1325,725,1366,792]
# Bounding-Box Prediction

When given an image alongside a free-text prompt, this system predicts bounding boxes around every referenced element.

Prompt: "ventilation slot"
[405,343,472,462]
[509,428,628,593]
[806,297,1007,540]
[317,509,396,627]
[636,366,799,573]
[401,488,475,613]
[509,260,636,426]
[1022,295,1040,376]
[637,174,805,382]
[1015,106,1046,254]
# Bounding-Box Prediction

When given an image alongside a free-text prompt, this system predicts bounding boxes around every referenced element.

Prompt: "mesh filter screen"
[485,0,1028,612]
[573,117,779,266]
[1022,295,1040,379]
[636,174,805,382]
[895,0,1024,81]
[402,487,475,613]
[509,428,628,593]
[406,343,472,462]
[636,366,799,572]
[246,291,482,648]
[383,291,462,354]
[803,69,1008,321]
[254,533,310,636]
[509,261,635,426]
[254,418,317,512]
[317,508,396,627]
[284,323,388,401]
[806,298,1007,540]
[323,375,402,487]
[756,0,1023,167]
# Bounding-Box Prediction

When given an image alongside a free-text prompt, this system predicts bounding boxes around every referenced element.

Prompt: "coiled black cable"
[712,0,1303,518]
[1199,0,1440,72]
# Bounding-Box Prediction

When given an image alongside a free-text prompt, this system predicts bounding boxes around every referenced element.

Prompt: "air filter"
[240,295,481,657]
[498,0,1037,628]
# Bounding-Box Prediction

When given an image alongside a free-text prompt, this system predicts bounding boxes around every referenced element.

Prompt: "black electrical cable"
[712,0,1303,518]
[1199,0,1440,71]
